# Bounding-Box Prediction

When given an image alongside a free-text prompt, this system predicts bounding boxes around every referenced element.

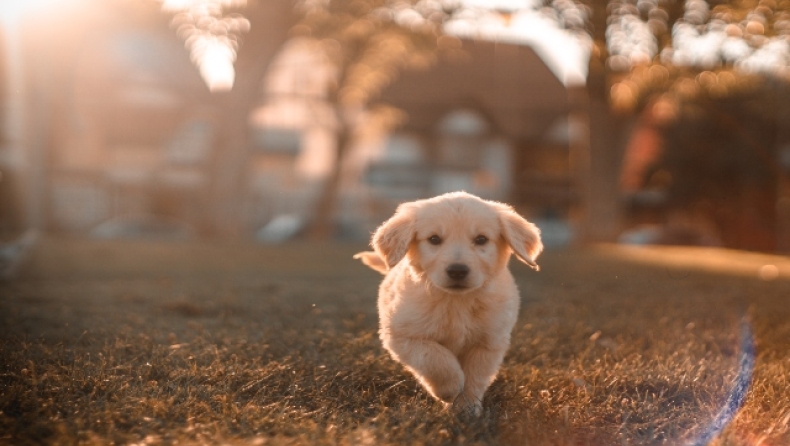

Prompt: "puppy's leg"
[456,346,507,415]
[386,337,464,404]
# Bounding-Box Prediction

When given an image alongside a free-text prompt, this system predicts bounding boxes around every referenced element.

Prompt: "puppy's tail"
[353,251,388,275]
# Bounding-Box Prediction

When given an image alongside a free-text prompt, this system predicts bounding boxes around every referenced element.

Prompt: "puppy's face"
[372,192,543,293]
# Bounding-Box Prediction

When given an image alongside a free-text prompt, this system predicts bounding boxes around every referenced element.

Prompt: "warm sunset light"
[4,0,790,444]
[159,0,250,92]
[191,35,237,91]
[160,0,247,13]
[0,0,69,24]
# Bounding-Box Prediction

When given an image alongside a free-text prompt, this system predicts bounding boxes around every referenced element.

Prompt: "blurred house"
[369,39,582,241]
[247,37,583,243]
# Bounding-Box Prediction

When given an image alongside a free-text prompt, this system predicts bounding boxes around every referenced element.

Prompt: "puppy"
[356,192,542,415]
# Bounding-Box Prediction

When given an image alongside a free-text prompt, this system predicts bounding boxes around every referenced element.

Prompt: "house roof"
[378,38,577,142]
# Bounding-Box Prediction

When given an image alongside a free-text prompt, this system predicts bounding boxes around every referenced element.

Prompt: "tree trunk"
[207,0,297,238]
[209,97,254,238]
[581,45,629,243]
[308,124,350,239]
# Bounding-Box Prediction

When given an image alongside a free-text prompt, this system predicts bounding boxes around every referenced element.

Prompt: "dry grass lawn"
[1,238,790,445]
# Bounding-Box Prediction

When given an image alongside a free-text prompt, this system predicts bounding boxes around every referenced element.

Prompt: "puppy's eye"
[428,235,442,245]
[474,235,488,245]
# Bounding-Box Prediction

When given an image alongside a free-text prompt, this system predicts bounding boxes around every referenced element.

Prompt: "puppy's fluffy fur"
[356,192,542,414]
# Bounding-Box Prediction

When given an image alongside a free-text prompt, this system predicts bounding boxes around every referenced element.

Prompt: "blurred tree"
[659,82,781,250]
[161,0,454,238]
[551,0,790,250]
[575,0,790,113]
[158,0,298,237]
[294,0,450,238]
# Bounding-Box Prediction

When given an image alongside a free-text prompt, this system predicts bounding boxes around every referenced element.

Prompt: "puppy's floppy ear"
[372,203,415,269]
[496,204,543,271]
[353,251,388,275]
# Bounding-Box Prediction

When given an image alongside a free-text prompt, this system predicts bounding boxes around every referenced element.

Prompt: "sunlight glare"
[666,0,790,76]
[159,0,249,92]
[161,0,247,13]
[0,0,65,24]
[461,0,539,10]
[195,38,236,91]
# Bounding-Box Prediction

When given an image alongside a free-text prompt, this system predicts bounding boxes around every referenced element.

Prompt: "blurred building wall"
[0,0,296,239]
[368,38,580,241]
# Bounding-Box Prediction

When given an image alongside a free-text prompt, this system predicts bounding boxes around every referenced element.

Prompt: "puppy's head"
[372,192,543,293]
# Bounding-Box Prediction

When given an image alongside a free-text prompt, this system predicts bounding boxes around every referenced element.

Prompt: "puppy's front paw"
[451,393,483,417]
[424,369,464,404]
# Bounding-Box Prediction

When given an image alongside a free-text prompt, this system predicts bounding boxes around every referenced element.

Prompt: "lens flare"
[686,319,755,446]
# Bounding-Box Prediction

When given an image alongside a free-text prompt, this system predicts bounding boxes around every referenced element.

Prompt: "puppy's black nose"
[446,263,470,280]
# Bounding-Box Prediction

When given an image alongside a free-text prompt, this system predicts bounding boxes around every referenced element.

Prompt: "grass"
[1,238,789,445]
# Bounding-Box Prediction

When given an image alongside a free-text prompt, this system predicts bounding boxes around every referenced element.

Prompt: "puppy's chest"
[417,298,490,353]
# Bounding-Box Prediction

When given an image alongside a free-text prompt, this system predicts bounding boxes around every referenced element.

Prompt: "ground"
[1,238,789,445]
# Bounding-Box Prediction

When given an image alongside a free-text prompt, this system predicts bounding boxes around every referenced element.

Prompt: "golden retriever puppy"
[356,192,542,415]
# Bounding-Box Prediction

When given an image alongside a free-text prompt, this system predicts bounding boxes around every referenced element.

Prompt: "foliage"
[565,0,790,112]
[294,0,449,109]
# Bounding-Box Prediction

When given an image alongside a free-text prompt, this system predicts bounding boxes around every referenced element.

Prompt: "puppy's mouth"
[439,282,474,293]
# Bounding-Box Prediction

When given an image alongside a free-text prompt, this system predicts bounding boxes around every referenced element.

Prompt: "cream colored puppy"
[356,191,542,415]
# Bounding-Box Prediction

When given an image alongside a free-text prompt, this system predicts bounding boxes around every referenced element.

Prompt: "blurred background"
[2,0,790,253]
